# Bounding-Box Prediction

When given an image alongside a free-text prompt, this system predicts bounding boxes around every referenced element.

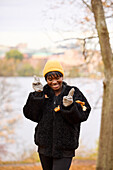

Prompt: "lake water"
[0,77,103,161]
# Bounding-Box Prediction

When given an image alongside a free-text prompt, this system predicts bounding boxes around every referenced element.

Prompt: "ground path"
[0,160,96,170]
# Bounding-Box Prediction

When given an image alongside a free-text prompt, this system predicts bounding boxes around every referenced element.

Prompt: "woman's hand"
[63,88,75,107]
[32,75,43,92]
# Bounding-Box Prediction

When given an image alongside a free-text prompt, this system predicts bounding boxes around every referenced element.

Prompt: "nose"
[52,79,57,84]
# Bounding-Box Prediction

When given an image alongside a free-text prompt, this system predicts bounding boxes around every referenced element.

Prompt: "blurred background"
[0,0,113,164]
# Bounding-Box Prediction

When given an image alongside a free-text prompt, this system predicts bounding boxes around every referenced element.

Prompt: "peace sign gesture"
[32,75,43,92]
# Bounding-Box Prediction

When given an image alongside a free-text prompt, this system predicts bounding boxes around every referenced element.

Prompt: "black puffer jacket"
[23,82,91,158]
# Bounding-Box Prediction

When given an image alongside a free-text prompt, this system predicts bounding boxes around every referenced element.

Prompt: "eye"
[55,76,60,80]
[47,77,52,81]
[49,79,52,81]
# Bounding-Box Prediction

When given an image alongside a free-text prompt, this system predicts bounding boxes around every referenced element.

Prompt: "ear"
[62,76,63,80]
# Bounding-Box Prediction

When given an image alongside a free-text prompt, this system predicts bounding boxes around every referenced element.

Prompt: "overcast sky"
[0,0,113,49]
[0,0,47,31]
[0,0,84,49]
[0,0,84,32]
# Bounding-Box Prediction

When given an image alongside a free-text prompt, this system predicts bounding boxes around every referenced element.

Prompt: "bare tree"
[90,0,113,169]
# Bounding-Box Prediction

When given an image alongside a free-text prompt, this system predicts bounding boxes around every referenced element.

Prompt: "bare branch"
[82,0,92,11]
[55,35,99,60]
[106,14,113,19]
[93,94,102,109]
[83,39,87,59]
[55,35,98,43]
[73,54,95,68]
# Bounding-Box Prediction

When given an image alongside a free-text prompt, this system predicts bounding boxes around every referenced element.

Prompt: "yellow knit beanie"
[43,60,64,77]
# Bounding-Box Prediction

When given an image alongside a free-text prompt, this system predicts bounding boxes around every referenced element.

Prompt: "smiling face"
[46,72,63,95]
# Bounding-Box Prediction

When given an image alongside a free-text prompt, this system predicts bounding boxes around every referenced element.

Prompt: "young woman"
[23,60,91,170]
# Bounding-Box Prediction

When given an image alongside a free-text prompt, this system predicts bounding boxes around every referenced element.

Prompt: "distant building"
[32,52,51,59]
[16,43,28,50]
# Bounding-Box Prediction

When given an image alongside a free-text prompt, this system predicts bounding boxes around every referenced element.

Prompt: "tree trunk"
[91,0,113,170]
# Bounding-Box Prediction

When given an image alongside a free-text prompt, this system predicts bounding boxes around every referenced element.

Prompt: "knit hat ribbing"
[43,60,64,77]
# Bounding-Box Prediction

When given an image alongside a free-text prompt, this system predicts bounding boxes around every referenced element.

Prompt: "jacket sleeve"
[60,87,91,124]
[23,91,44,123]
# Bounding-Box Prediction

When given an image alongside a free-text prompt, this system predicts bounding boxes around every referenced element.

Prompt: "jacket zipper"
[52,96,57,156]
[53,96,57,118]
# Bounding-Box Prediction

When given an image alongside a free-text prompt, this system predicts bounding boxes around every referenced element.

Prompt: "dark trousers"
[39,153,72,170]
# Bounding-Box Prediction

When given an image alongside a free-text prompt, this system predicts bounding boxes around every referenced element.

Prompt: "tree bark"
[91,0,113,170]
